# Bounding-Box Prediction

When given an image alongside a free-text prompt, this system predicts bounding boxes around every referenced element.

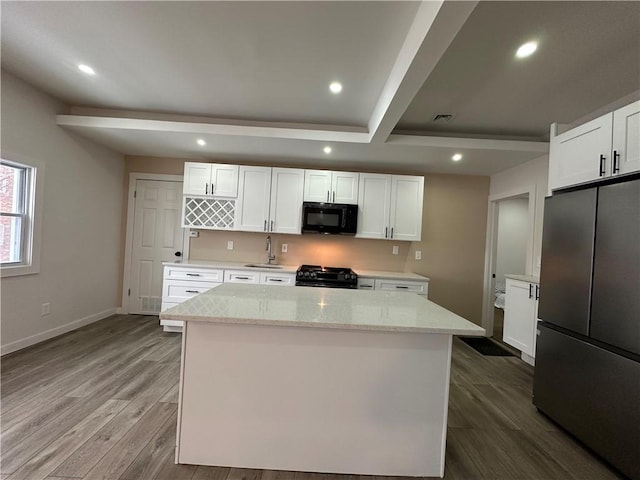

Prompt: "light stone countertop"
[163,259,299,273]
[505,274,540,284]
[354,269,430,282]
[160,283,485,336]
[164,260,429,282]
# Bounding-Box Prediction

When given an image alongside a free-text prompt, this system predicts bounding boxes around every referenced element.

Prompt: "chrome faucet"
[266,235,276,265]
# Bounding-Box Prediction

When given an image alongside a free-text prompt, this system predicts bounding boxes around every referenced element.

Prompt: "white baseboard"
[0,308,118,356]
[116,307,126,315]
[521,352,535,366]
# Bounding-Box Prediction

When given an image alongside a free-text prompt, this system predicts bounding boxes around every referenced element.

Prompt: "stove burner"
[295,265,358,289]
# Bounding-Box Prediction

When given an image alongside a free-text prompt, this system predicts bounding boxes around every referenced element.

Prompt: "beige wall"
[1,72,125,353]
[124,156,489,325]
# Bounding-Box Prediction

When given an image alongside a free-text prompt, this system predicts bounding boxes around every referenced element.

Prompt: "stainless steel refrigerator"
[534,176,640,480]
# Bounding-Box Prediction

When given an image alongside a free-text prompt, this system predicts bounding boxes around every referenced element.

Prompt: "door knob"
[175,251,182,257]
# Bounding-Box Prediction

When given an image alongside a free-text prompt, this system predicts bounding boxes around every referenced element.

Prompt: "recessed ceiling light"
[323,146,332,154]
[516,41,537,59]
[77,64,96,75]
[452,153,463,162]
[329,82,342,94]
[197,139,206,146]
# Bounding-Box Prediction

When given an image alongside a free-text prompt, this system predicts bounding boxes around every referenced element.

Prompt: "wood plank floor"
[1,314,627,480]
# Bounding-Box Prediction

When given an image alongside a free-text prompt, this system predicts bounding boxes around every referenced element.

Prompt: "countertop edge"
[159,313,485,336]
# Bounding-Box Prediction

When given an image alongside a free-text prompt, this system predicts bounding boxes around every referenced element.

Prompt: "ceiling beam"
[367,0,478,144]
[387,134,549,153]
[56,115,371,144]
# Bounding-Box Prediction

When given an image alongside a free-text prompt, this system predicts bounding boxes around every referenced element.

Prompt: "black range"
[295,265,358,289]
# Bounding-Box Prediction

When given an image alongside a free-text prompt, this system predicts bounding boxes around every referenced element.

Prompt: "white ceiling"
[2,1,639,176]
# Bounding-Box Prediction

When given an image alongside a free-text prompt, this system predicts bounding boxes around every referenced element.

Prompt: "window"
[1,159,39,275]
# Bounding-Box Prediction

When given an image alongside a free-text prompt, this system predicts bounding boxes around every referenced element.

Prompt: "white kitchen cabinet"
[612,100,640,175]
[224,270,260,284]
[503,278,539,358]
[356,173,423,241]
[304,170,359,204]
[549,100,640,190]
[236,166,304,234]
[357,277,375,290]
[183,162,239,197]
[161,265,223,332]
[269,168,304,234]
[260,271,295,286]
[374,278,428,297]
[235,166,272,232]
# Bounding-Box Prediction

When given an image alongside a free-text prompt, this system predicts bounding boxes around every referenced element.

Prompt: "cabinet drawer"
[357,278,375,290]
[224,270,260,284]
[374,279,428,295]
[163,281,221,303]
[164,266,224,283]
[260,272,295,286]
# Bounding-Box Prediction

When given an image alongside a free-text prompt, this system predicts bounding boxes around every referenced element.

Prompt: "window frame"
[1,156,44,278]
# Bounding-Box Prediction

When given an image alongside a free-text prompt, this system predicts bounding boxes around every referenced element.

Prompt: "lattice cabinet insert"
[182,197,236,230]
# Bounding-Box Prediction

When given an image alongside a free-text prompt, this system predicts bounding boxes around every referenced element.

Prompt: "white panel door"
[356,173,391,239]
[270,168,304,234]
[303,170,332,203]
[236,166,272,232]
[549,113,613,190]
[389,175,424,241]
[612,100,640,175]
[332,171,359,204]
[129,179,184,314]
[183,162,211,196]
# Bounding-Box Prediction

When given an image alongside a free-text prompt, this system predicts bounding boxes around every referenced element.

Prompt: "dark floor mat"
[458,336,514,356]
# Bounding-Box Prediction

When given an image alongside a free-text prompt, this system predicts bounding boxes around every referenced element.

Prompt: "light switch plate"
[189,230,199,238]
[392,245,399,255]
[282,243,288,253]
[227,241,234,250]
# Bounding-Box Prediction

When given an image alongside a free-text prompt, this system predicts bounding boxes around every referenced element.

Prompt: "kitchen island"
[161,284,484,478]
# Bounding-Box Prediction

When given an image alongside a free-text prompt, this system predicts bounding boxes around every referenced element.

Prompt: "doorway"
[123,174,187,314]
[482,186,536,343]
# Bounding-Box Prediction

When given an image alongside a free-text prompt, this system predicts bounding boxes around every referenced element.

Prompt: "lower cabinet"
[503,278,539,359]
[357,277,429,298]
[161,265,224,332]
[161,265,295,332]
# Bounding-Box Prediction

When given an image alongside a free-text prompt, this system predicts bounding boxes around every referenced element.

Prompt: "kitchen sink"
[244,264,284,269]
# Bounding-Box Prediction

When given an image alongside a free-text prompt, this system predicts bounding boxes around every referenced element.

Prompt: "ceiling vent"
[432,114,455,123]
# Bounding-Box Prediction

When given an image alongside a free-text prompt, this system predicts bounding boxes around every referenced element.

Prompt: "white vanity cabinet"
[503,277,539,360]
[236,166,304,234]
[303,170,359,204]
[356,174,424,241]
[161,265,224,332]
[183,162,239,197]
[549,100,640,190]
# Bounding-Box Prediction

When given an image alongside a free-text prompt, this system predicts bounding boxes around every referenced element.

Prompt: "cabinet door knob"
[332,191,335,203]
[391,227,394,239]
[174,251,182,257]
[327,190,330,202]
[529,284,533,299]
[270,220,274,231]
[385,227,388,238]
[613,150,620,174]
[205,183,208,195]
[599,155,606,176]
[264,220,267,231]
[535,284,540,300]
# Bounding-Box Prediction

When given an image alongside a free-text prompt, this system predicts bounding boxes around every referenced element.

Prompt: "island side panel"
[177,321,452,477]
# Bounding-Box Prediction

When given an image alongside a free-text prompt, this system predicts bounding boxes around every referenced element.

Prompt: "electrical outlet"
[189,230,199,238]
[392,245,399,255]
[282,243,288,253]
[227,240,234,250]
[415,250,422,260]
[41,302,50,316]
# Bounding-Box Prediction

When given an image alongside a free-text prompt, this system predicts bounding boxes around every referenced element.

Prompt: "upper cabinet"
[356,174,424,242]
[236,166,304,234]
[303,170,359,204]
[549,100,640,190]
[183,162,239,197]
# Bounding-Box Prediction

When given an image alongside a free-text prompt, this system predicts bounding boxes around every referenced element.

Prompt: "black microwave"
[301,202,358,235]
